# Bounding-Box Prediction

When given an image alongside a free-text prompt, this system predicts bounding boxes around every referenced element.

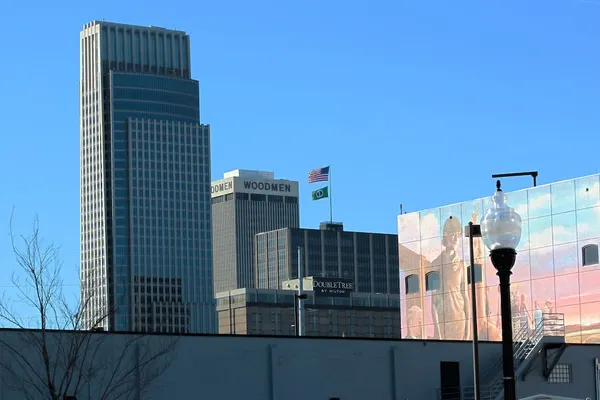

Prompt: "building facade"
[1,328,599,400]
[255,223,400,294]
[398,174,600,344]
[216,288,400,338]
[211,169,299,293]
[79,21,214,333]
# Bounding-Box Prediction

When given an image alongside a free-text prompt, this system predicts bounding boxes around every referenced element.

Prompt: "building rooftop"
[82,20,187,34]
[257,225,397,236]
[223,169,275,180]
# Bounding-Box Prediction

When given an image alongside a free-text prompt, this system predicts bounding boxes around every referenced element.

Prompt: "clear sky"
[1,0,599,320]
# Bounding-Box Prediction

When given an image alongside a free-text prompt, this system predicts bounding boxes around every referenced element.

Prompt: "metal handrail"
[480,315,525,384]
[451,312,565,400]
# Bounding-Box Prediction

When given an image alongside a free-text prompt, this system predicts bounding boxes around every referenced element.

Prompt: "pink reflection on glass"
[554,274,580,308]
[433,216,470,341]
[579,269,600,305]
[556,304,581,343]
[420,210,441,239]
[484,256,498,287]
[421,238,442,266]
[511,281,533,333]
[398,213,420,243]
[531,277,555,319]
[512,250,531,283]
[399,242,422,275]
[530,247,554,280]
[400,300,409,337]
[475,283,502,341]
[424,294,434,327]
[580,302,600,344]
[554,242,578,276]
[405,302,425,339]
[399,270,407,303]
[424,325,435,340]
[478,316,502,342]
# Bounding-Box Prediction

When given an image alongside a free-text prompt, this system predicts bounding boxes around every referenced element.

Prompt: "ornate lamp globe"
[480,180,522,272]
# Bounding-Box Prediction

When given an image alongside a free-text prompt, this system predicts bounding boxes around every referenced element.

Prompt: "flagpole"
[329,165,333,223]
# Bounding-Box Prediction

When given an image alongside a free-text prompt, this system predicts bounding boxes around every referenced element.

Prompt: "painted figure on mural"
[405,305,424,339]
[431,216,471,340]
[534,301,543,330]
[478,287,502,341]
[519,293,531,333]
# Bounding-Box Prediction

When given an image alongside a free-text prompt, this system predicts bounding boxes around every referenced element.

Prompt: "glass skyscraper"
[80,21,214,333]
[255,222,400,295]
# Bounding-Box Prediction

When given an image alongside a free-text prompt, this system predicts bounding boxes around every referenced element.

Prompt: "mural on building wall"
[398,175,600,344]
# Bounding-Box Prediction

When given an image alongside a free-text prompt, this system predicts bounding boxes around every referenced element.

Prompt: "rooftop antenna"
[400,204,403,214]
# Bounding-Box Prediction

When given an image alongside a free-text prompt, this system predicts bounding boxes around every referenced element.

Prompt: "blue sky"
[1,0,600,319]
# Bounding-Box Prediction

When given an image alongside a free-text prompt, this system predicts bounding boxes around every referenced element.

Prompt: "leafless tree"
[0,213,179,399]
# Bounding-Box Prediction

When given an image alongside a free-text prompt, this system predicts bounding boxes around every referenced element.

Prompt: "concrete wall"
[0,329,598,400]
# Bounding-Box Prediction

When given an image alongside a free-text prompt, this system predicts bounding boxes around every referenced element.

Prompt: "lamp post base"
[490,248,517,400]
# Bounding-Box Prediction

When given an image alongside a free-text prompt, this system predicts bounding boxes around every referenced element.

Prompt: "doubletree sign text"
[312,277,354,298]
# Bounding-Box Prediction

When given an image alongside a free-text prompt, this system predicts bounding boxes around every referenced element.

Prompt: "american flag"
[308,166,330,183]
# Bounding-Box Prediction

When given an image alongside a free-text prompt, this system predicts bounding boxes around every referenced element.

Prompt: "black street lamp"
[480,180,523,400]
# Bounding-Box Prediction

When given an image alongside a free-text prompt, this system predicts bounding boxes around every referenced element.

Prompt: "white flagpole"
[329,165,333,223]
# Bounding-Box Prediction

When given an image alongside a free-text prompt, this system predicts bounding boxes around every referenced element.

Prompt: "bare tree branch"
[0,211,179,399]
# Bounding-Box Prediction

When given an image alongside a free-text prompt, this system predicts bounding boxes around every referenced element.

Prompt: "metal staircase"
[437,313,565,400]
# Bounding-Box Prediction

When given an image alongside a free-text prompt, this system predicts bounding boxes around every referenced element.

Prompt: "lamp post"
[480,180,522,400]
[465,222,482,400]
[293,293,308,337]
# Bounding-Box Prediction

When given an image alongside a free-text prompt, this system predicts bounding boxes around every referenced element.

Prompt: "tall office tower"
[211,170,300,293]
[79,21,214,333]
[255,222,400,294]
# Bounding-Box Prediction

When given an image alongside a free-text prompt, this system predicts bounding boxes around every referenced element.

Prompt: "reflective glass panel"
[575,175,600,210]
[552,212,577,245]
[398,212,420,243]
[420,209,441,239]
[551,180,576,214]
[529,216,553,249]
[577,206,600,241]
[554,242,579,276]
[530,247,554,280]
[528,186,551,219]
[580,302,600,344]
[554,274,580,307]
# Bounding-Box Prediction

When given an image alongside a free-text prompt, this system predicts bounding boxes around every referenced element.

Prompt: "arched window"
[582,244,599,266]
[425,271,440,291]
[405,274,420,294]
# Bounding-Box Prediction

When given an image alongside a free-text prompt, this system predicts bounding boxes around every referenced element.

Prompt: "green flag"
[312,186,329,201]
